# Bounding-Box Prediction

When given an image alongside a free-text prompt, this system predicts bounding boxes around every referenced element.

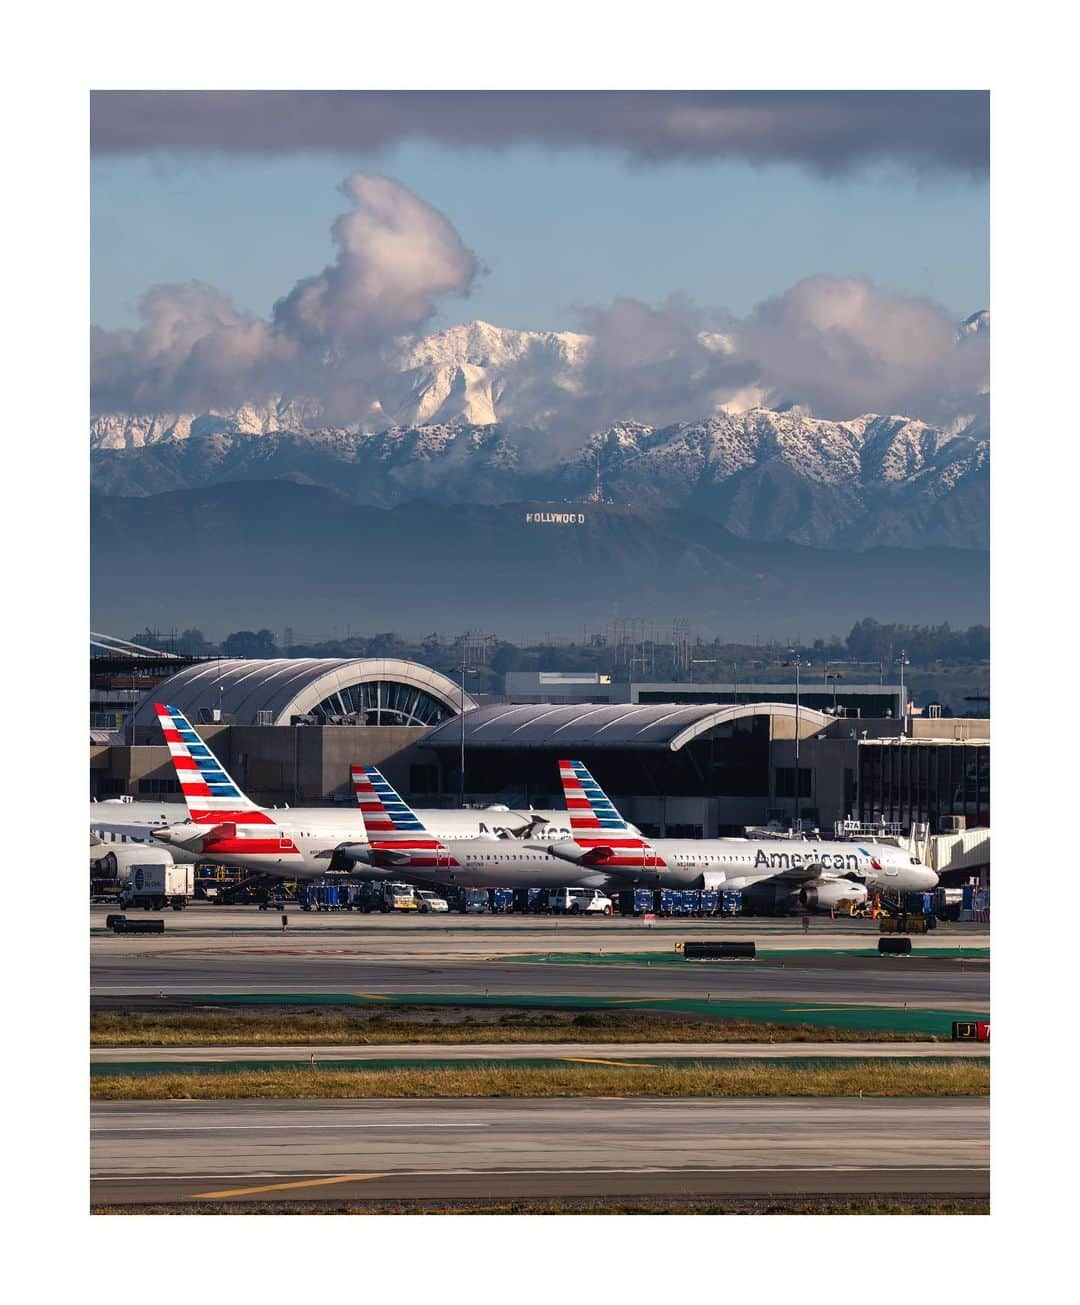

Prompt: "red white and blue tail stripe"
[352,762,440,845]
[559,760,636,838]
[558,759,660,867]
[351,766,458,868]
[154,703,273,826]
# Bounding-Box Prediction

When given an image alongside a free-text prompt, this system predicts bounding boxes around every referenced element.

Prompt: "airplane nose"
[923,868,939,889]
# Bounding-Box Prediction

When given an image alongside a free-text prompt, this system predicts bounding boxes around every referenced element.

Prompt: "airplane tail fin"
[351,765,443,846]
[557,759,639,843]
[154,703,270,824]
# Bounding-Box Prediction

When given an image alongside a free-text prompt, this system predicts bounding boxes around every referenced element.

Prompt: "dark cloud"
[90,90,988,176]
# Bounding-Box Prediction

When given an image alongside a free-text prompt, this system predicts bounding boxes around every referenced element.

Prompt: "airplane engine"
[697,870,728,891]
[799,880,869,911]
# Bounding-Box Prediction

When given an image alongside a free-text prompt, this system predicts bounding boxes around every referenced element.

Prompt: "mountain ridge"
[91,406,988,550]
[90,480,989,640]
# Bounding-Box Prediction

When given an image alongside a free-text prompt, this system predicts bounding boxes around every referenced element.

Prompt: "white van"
[415,889,449,913]
[547,887,614,915]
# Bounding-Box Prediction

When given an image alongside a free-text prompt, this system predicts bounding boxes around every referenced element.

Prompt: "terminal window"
[775,767,813,799]
[137,778,180,796]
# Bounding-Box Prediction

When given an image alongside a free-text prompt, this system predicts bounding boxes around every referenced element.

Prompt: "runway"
[90,1040,990,1068]
[91,1096,989,1206]
[90,934,988,1001]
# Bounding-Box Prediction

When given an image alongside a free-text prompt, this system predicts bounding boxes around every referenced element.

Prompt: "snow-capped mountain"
[90,313,989,449]
[90,322,594,449]
[91,406,988,550]
[90,316,989,550]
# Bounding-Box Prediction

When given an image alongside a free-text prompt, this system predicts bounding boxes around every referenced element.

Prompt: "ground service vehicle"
[381,882,418,912]
[449,887,490,913]
[548,887,614,915]
[119,863,195,911]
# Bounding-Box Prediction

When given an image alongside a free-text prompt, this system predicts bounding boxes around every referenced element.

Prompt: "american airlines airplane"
[544,759,937,906]
[89,703,561,879]
[346,761,933,908]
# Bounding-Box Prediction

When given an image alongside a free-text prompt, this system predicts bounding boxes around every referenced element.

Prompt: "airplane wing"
[338,843,414,868]
[771,859,827,881]
[538,840,615,866]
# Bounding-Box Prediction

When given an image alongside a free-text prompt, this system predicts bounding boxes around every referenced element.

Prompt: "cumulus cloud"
[736,277,990,422]
[91,173,988,436]
[538,277,987,440]
[91,90,989,177]
[272,175,478,348]
[560,295,753,435]
[91,175,477,414]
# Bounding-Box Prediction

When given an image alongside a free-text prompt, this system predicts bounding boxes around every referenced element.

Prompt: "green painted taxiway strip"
[504,948,990,966]
[166,993,988,1036]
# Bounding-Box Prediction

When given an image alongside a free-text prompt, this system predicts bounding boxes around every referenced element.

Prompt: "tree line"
[124,618,989,683]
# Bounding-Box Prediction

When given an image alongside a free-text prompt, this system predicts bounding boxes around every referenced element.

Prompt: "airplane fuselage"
[88,801,567,878]
[354,834,935,894]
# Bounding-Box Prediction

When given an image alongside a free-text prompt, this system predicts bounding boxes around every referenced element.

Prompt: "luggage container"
[721,890,743,915]
[489,887,514,913]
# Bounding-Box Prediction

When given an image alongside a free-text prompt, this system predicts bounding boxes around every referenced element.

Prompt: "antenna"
[585,448,608,505]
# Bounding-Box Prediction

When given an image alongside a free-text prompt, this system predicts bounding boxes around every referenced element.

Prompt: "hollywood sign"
[524,512,586,525]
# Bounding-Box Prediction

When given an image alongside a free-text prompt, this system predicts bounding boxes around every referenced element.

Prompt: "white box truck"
[119,862,195,911]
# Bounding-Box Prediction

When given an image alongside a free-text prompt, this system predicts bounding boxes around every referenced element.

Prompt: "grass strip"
[92,1196,989,1216]
[90,1009,947,1047]
[90,1060,989,1101]
[92,1055,976,1077]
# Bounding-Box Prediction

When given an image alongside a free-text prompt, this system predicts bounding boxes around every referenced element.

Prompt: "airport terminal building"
[91,655,989,840]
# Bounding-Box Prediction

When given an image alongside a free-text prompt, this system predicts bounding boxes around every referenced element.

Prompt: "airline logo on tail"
[560,760,634,836]
[154,703,274,827]
[557,759,662,867]
[351,766,458,865]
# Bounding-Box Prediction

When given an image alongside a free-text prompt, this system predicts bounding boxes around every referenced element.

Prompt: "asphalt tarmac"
[90,1040,991,1067]
[91,1096,989,1206]
[90,903,989,950]
[90,946,989,1008]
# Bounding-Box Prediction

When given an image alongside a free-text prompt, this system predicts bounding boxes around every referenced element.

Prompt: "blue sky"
[91,141,989,334]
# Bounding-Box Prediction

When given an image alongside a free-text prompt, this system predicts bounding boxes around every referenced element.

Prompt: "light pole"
[690,658,717,685]
[826,670,843,714]
[783,650,807,832]
[455,664,477,809]
[896,649,910,736]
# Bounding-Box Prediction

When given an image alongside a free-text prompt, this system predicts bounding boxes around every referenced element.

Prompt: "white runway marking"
[92,1164,990,1180]
[92,1121,490,1133]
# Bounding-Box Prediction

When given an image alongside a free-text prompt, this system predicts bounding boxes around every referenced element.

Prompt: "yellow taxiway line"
[559,1057,661,1069]
[191,1172,385,1199]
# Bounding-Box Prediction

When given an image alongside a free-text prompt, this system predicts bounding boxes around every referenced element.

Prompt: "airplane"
[345,764,927,912]
[545,759,937,908]
[343,765,607,890]
[86,702,563,880]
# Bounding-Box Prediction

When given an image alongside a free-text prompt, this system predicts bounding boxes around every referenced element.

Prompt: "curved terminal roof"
[425,701,830,752]
[129,658,476,730]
